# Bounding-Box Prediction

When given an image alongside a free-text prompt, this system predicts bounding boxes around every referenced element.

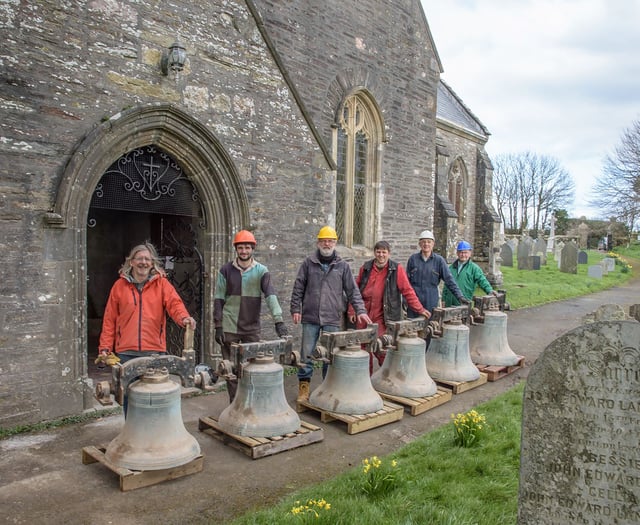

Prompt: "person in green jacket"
[442,241,496,306]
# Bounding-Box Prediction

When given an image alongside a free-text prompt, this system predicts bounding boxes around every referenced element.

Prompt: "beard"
[318,246,335,257]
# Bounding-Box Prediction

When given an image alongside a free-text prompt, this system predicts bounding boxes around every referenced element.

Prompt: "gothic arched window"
[335,92,383,248]
[448,158,467,223]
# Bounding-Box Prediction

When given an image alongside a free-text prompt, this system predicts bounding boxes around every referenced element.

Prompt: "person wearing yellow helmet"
[442,241,496,306]
[290,226,372,402]
[214,230,288,402]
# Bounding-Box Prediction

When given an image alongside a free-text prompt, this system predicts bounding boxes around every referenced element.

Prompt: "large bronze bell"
[105,367,201,471]
[469,310,520,365]
[371,332,437,398]
[217,353,300,437]
[426,323,480,382]
[310,343,384,414]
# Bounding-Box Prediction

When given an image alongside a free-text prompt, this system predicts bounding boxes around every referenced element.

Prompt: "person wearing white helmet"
[442,240,496,307]
[406,230,468,323]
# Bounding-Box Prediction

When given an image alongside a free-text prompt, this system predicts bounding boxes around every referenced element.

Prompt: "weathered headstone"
[600,260,609,275]
[518,318,640,525]
[555,241,565,269]
[531,255,541,270]
[534,238,547,265]
[518,236,535,270]
[578,250,588,264]
[501,242,513,267]
[547,214,556,253]
[560,242,578,274]
[603,257,616,272]
[587,265,603,279]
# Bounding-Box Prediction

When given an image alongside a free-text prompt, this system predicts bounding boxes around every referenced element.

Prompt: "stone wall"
[0,0,444,426]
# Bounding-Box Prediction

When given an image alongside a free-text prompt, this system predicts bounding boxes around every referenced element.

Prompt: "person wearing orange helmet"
[214,230,288,402]
[290,226,372,402]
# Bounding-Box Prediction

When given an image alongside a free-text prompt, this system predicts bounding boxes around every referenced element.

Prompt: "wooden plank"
[81,445,203,491]
[378,387,453,416]
[436,372,488,394]
[120,456,204,492]
[296,400,403,434]
[198,416,324,459]
[475,356,525,381]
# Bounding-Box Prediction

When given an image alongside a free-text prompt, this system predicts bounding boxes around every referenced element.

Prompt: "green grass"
[230,383,524,525]
[228,241,640,525]
[497,248,636,309]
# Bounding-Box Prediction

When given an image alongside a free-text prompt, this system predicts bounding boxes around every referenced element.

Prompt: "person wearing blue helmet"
[442,240,496,306]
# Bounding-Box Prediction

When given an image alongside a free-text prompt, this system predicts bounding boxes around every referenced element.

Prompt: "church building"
[0,0,500,426]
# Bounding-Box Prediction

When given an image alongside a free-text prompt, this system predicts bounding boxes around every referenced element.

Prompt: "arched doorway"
[48,104,250,408]
[86,145,205,381]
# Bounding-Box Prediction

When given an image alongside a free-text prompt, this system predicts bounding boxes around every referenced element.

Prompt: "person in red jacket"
[98,242,196,363]
[348,240,430,374]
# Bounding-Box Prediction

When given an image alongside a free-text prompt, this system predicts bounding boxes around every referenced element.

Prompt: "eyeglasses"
[133,256,152,262]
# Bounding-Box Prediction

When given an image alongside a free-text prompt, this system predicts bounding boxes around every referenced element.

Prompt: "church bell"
[426,322,480,383]
[216,339,300,437]
[310,343,384,414]
[469,292,519,366]
[371,320,437,398]
[105,367,201,471]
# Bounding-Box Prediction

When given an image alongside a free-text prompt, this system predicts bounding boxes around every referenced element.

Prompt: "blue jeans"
[298,324,340,381]
[117,352,160,417]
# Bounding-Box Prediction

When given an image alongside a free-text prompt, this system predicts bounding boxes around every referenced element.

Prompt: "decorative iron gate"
[88,145,206,361]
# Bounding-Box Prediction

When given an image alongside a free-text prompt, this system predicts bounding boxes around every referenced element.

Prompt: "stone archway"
[46,104,248,408]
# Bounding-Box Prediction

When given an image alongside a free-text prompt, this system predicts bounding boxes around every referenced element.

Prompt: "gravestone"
[534,238,547,265]
[587,265,603,279]
[603,257,616,272]
[531,255,541,270]
[548,214,556,253]
[600,260,609,275]
[501,242,513,267]
[578,250,588,264]
[560,242,578,274]
[519,317,640,524]
[518,236,535,270]
[555,241,565,269]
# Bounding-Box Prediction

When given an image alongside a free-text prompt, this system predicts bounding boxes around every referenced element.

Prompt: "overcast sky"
[420,0,640,219]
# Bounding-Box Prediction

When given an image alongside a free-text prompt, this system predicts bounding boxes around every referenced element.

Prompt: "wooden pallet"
[296,399,403,434]
[82,445,204,491]
[198,416,324,459]
[475,356,525,381]
[436,372,488,394]
[378,387,452,416]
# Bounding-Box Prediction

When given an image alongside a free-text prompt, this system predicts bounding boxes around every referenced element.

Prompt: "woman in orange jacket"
[98,242,196,362]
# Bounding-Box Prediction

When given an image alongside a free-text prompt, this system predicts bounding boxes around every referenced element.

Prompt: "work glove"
[459,297,471,305]
[215,327,225,346]
[94,351,120,366]
[105,353,121,366]
[275,322,288,338]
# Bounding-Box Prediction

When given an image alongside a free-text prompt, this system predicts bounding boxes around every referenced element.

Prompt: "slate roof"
[437,80,490,138]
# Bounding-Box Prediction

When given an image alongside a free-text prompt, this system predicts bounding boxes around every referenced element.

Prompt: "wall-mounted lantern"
[161,40,187,75]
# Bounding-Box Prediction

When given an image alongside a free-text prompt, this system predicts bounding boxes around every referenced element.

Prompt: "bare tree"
[591,119,640,234]
[493,152,575,233]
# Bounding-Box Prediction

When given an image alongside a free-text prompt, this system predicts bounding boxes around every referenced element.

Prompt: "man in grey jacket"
[290,226,372,402]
